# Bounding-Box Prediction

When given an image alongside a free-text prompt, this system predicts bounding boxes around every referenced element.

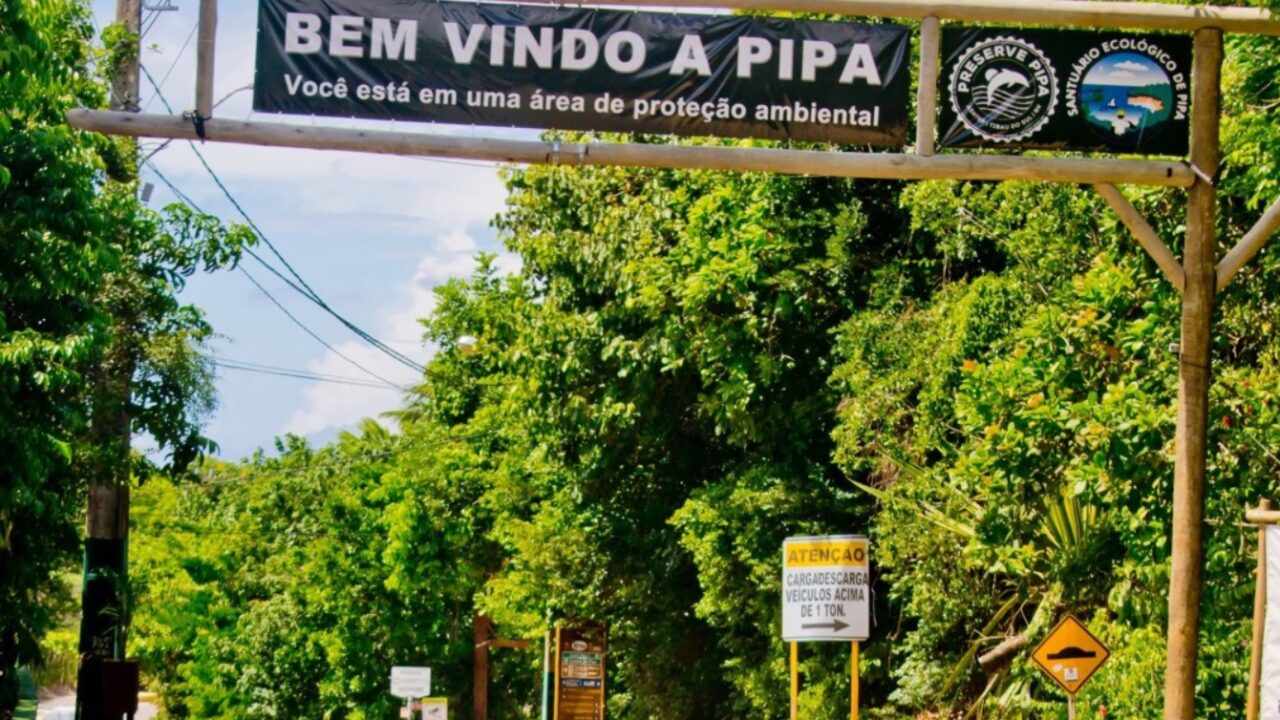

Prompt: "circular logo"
[571,640,588,651]
[949,36,1058,143]
[1076,51,1174,147]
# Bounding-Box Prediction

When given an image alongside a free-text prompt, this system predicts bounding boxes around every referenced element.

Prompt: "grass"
[15,667,38,720]
[14,699,37,720]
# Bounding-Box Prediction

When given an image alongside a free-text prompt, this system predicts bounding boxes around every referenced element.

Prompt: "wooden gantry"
[68,1,1280,718]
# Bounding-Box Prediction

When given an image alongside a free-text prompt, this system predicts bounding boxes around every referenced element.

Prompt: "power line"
[214,356,407,386]
[138,65,429,376]
[184,144,427,373]
[236,264,407,388]
[184,428,497,489]
[212,359,404,390]
[143,20,198,111]
[143,158,411,390]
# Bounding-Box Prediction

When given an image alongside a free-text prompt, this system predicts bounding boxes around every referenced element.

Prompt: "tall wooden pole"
[1163,27,1222,720]
[1248,499,1272,720]
[474,615,491,720]
[78,0,141,718]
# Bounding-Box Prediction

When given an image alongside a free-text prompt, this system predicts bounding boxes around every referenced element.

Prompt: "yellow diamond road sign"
[1031,615,1110,695]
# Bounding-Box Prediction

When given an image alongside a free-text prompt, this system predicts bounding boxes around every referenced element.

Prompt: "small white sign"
[421,697,448,720]
[782,535,870,642]
[391,666,432,699]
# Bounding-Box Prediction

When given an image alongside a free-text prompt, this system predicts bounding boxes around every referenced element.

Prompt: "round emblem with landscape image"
[1076,51,1175,148]
[948,35,1058,143]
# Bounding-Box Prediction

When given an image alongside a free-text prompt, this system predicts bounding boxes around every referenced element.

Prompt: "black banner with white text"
[253,0,911,144]
[939,28,1192,154]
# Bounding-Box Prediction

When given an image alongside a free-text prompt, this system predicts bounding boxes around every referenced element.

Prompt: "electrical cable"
[212,360,403,389]
[185,144,427,373]
[143,161,414,389]
[213,356,408,386]
[144,20,198,111]
[139,66,429,376]
[235,266,409,388]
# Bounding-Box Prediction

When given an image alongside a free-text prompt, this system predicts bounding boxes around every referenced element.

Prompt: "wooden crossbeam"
[1217,194,1280,292]
[66,110,1196,188]
[1093,183,1186,291]
[519,0,1280,35]
[1246,507,1280,525]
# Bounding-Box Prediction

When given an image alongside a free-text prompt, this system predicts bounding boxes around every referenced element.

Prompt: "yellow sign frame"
[1031,615,1111,696]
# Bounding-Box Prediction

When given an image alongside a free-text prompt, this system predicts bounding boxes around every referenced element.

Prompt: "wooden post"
[790,641,799,720]
[1068,695,1076,720]
[196,0,217,118]
[1249,499,1272,720]
[1163,27,1222,720]
[915,16,940,156]
[474,615,491,720]
[108,0,141,111]
[78,0,141,717]
[552,626,562,720]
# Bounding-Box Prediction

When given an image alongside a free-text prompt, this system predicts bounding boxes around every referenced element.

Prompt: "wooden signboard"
[554,625,607,720]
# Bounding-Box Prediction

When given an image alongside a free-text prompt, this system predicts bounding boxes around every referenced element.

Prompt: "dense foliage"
[15,0,1279,718]
[1,0,250,711]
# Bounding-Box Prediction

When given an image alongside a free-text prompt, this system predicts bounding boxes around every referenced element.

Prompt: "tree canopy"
[1,0,250,711]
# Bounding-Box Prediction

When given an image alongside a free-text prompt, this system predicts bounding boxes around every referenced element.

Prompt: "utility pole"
[77,0,141,717]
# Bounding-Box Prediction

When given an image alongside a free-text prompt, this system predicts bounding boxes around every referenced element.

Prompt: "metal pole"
[542,630,553,720]
[790,642,799,720]
[1248,499,1272,720]
[1068,695,1076,720]
[850,642,859,720]
[1163,27,1223,720]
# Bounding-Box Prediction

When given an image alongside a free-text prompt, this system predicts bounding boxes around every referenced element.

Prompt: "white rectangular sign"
[782,535,870,642]
[391,666,432,699]
[1263,526,1280,720]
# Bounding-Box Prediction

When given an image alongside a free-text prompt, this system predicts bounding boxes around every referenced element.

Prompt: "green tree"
[0,0,250,710]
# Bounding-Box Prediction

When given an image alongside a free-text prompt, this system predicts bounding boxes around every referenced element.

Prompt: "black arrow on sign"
[801,619,849,632]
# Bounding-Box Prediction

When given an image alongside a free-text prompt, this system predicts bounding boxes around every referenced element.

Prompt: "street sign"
[421,697,448,720]
[1031,616,1111,695]
[782,535,871,642]
[391,666,432,699]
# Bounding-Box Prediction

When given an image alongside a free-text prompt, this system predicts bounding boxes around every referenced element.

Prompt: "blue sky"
[92,0,518,459]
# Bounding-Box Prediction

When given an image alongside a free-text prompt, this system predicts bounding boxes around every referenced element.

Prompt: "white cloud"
[281,236,519,437]
[1104,69,1141,81]
[1112,60,1151,73]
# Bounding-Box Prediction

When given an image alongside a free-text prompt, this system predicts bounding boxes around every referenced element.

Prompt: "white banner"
[1262,526,1280,720]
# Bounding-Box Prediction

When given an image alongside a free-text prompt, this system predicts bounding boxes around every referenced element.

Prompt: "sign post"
[1031,616,1110,716]
[391,666,432,711]
[782,535,871,720]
